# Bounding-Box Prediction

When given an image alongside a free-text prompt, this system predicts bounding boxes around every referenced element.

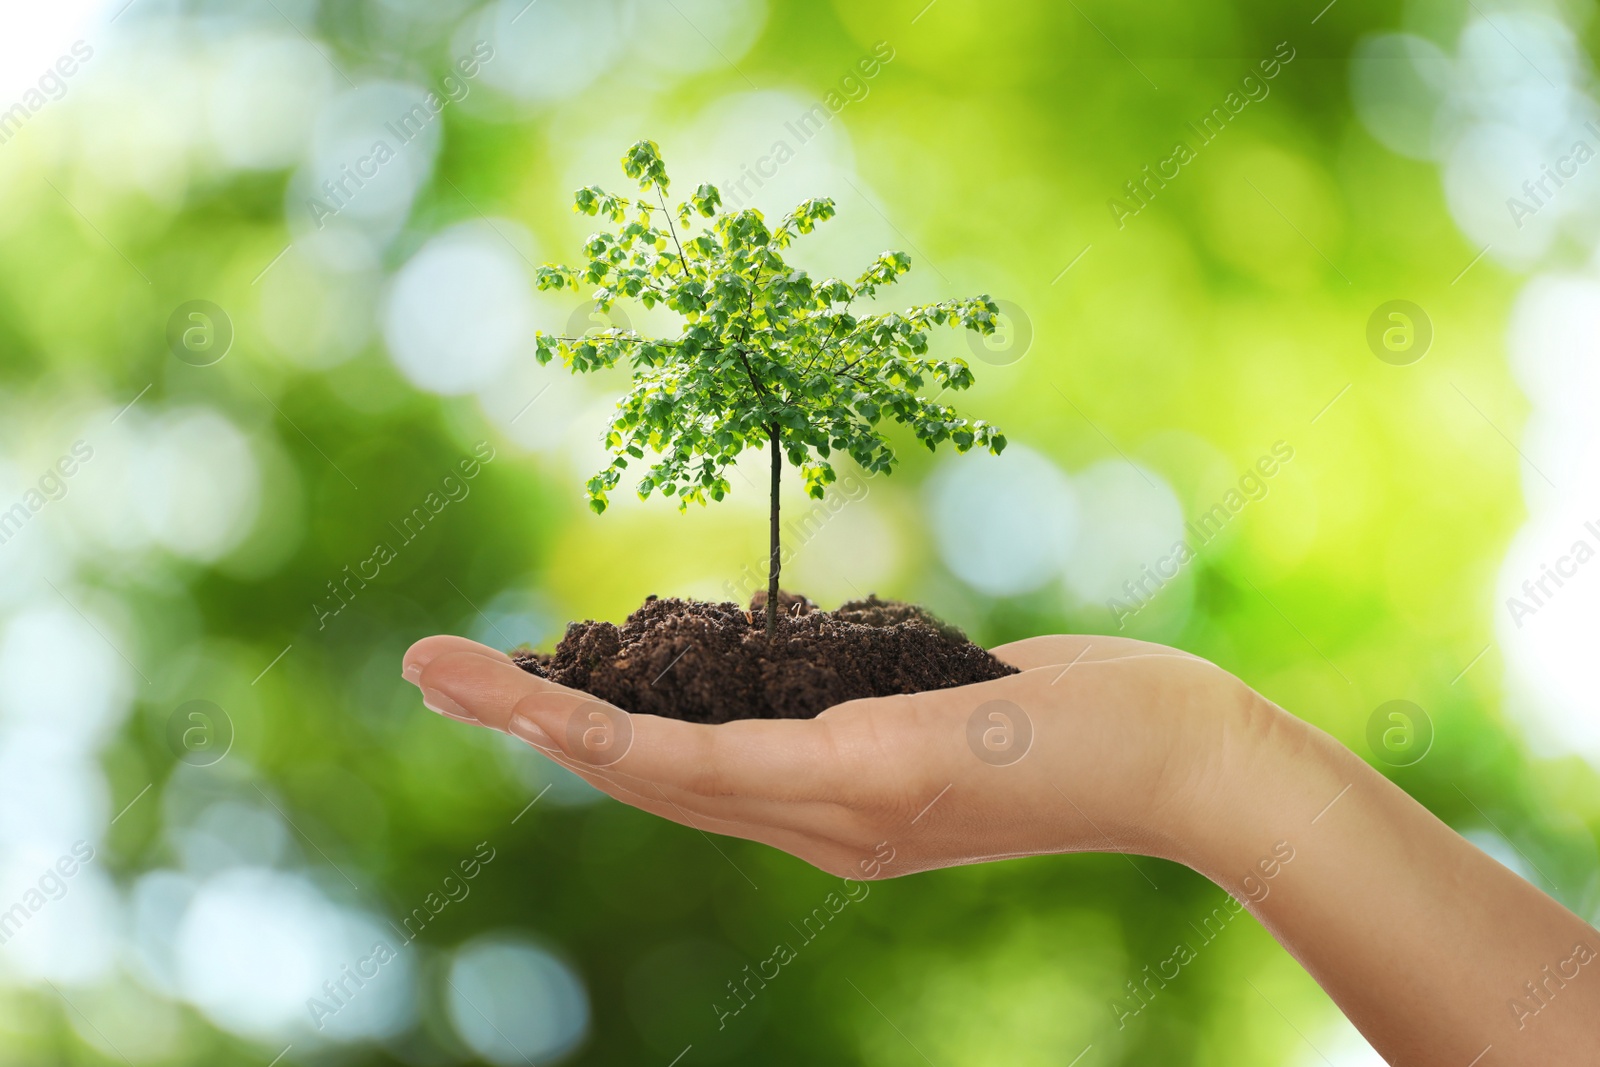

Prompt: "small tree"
[534,140,1006,636]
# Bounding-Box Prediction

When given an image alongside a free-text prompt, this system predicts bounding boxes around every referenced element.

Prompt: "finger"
[556,772,870,880]
[415,650,586,725]
[530,742,881,877]
[411,654,760,822]
[575,772,850,863]
[418,653,851,807]
[526,717,892,865]
[403,634,512,685]
[417,654,926,861]
[533,699,851,807]
[415,658,958,881]
[991,634,1201,671]
[410,654,755,817]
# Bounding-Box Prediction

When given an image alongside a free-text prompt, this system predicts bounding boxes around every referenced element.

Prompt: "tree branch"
[657,187,689,276]
[727,265,774,402]
[735,347,768,398]
[801,314,848,376]
[805,304,882,378]
[832,338,891,380]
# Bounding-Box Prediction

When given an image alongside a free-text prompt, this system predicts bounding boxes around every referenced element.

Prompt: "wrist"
[1156,679,1362,889]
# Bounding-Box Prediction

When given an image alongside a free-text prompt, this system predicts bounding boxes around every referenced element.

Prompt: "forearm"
[411,634,1600,1063]
[1179,698,1600,1065]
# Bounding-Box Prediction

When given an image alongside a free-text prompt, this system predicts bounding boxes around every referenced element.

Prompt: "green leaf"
[533,140,1002,578]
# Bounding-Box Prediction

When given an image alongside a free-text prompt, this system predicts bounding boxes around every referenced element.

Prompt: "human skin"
[402,633,1600,1065]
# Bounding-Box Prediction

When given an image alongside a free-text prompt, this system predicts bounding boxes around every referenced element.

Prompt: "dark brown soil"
[511,591,1017,723]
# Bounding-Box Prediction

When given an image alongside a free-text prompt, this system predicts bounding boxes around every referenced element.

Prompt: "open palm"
[402,633,1244,879]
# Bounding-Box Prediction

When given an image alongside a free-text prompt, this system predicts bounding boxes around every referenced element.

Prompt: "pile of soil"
[512,591,1017,723]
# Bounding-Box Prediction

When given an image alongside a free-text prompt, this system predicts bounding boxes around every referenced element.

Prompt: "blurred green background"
[3,0,1599,1063]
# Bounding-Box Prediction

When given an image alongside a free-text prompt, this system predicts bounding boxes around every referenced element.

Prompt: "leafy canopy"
[533,140,1007,515]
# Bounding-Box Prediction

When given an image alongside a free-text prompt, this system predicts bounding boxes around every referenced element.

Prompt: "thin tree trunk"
[766,422,781,637]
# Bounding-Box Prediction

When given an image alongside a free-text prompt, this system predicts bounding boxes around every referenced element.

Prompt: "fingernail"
[402,662,422,685]
[422,687,477,723]
[508,713,557,750]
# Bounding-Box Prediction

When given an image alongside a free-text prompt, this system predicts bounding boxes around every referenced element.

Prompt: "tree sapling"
[516,141,1018,722]
[534,141,1006,632]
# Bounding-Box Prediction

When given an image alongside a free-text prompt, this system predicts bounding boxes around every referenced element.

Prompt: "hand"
[400,633,1258,880]
[403,633,1600,1065]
